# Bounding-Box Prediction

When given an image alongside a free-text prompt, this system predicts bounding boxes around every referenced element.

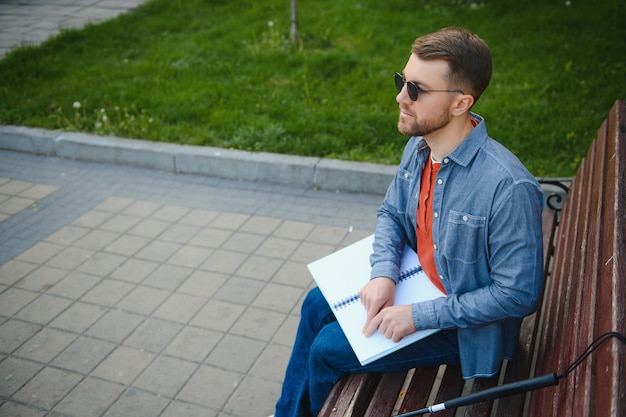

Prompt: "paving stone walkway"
[0,150,380,416]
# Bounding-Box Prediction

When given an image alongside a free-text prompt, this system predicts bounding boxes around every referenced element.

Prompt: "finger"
[362,316,371,335]
[361,301,379,337]
[391,328,403,342]
[382,324,400,342]
[365,302,379,322]
[362,301,375,332]
[363,313,381,337]
[380,321,393,340]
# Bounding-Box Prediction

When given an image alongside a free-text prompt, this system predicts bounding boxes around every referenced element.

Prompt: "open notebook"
[307,234,446,365]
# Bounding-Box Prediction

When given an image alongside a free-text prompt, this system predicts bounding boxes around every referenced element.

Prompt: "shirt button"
[433,244,438,250]
[404,172,409,179]
[443,158,450,164]
[434,212,439,218]
[439,275,444,280]
[437,179,443,185]
[463,215,468,222]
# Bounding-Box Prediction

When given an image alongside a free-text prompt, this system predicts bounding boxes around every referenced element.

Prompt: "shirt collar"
[416,112,488,167]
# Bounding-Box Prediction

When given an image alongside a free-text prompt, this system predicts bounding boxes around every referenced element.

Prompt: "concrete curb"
[0,125,396,194]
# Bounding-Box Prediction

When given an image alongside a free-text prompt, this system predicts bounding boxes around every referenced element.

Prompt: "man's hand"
[360,277,395,328]
[360,277,416,342]
[363,305,416,342]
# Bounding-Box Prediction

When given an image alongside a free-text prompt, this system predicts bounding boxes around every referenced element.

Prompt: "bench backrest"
[529,100,626,416]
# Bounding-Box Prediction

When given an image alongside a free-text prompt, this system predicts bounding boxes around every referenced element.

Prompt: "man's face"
[396,54,455,138]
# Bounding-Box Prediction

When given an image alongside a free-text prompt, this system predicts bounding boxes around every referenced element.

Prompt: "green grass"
[0,0,624,177]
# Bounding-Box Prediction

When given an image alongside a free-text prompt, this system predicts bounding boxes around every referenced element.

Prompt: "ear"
[451,93,474,116]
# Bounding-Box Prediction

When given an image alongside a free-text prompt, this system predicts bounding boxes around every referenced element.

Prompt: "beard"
[397,107,451,137]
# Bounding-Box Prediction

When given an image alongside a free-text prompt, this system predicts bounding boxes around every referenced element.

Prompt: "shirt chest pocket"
[442,210,486,264]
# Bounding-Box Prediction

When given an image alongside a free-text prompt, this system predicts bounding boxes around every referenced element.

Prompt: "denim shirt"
[370,113,544,379]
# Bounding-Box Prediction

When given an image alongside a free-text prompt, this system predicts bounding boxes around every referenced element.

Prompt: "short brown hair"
[412,27,492,103]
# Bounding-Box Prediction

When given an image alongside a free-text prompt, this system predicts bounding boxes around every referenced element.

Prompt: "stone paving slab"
[0,0,146,58]
[0,150,380,417]
[0,179,59,223]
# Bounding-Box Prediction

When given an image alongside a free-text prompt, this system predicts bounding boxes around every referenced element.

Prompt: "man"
[272,27,544,417]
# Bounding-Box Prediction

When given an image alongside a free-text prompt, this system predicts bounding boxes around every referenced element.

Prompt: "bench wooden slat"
[363,372,408,417]
[318,375,351,416]
[573,113,608,417]
[608,99,625,411]
[595,99,626,415]
[318,373,379,417]
[462,375,498,417]
[565,139,595,417]
[348,373,384,417]
[434,365,465,417]
[396,366,439,414]
[430,365,464,417]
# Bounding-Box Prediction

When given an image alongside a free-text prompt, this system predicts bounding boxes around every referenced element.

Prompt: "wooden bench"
[318,100,626,417]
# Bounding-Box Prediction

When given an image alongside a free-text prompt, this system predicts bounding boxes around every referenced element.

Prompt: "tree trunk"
[290,0,298,45]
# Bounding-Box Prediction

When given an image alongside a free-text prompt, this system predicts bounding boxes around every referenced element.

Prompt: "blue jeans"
[274,287,461,417]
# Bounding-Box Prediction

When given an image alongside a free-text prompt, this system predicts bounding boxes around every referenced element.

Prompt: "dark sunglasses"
[394,72,464,101]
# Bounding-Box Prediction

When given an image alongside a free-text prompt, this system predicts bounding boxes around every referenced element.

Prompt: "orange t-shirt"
[416,154,447,295]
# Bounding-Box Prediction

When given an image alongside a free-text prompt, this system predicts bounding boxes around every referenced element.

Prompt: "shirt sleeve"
[370,139,421,283]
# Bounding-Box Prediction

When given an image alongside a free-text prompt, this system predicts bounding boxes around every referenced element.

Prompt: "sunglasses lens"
[394,73,404,93]
[406,83,418,101]
[394,73,418,101]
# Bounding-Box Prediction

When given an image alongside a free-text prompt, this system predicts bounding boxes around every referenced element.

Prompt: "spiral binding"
[331,265,424,310]
[399,265,423,283]
[332,293,361,310]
